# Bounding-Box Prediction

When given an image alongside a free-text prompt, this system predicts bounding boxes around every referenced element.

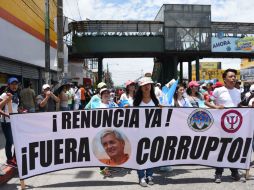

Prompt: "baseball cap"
[97,82,107,89]
[7,77,18,84]
[100,88,110,95]
[125,80,135,88]
[189,81,199,88]
[42,84,50,90]
[138,77,154,86]
[214,82,223,88]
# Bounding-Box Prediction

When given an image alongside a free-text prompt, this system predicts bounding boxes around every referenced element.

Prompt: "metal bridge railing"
[69,20,164,37]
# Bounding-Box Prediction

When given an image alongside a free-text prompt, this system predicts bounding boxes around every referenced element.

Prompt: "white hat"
[100,88,110,95]
[250,84,254,92]
[42,84,50,90]
[138,77,154,86]
[97,82,107,89]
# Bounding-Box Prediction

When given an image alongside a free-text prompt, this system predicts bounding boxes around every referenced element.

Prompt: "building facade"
[192,62,240,82]
[0,1,57,93]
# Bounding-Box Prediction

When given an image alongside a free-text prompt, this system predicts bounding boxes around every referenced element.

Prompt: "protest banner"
[10,107,254,180]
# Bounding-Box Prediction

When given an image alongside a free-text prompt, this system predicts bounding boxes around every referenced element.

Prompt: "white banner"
[10,107,254,179]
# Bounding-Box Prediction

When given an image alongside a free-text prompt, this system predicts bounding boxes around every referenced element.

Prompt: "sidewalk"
[1,165,254,190]
[0,126,6,162]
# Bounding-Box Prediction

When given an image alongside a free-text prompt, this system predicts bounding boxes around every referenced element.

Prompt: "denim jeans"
[253,135,254,151]
[1,122,14,160]
[28,108,35,113]
[137,168,153,179]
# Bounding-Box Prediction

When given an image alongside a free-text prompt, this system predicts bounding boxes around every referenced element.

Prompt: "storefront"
[0,56,57,94]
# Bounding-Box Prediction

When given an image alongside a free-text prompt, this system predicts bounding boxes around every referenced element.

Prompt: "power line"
[30,0,55,26]
[21,0,55,31]
[64,0,76,20]
[13,0,44,30]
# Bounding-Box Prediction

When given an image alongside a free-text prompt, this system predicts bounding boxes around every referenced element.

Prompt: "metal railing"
[69,20,164,37]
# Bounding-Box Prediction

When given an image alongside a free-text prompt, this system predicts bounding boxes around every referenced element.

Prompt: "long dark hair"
[133,84,159,106]
[126,84,136,97]
[186,86,200,97]
[173,84,185,107]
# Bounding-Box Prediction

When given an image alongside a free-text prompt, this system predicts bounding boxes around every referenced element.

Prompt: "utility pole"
[57,0,64,80]
[98,58,103,83]
[45,0,50,84]
[107,63,109,81]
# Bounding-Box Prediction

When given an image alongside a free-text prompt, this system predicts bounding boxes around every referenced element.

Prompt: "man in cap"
[0,77,20,167]
[36,84,60,112]
[85,82,107,109]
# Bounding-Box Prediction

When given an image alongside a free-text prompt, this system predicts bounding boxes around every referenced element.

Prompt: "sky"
[63,0,254,85]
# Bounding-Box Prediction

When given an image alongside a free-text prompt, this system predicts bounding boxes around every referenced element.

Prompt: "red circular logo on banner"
[221,110,243,133]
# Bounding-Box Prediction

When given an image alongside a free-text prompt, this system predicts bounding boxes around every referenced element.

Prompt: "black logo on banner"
[221,110,243,133]
[187,109,214,132]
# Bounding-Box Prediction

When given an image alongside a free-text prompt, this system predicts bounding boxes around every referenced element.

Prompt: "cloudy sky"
[63,0,254,85]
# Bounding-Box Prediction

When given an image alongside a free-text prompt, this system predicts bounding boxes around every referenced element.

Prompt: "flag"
[160,79,178,106]
[166,79,178,105]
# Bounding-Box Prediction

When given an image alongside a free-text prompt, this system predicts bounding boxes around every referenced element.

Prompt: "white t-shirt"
[99,102,109,108]
[0,92,19,122]
[74,88,81,101]
[213,86,241,107]
[139,99,155,107]
[171,97,192,107]
[120,93,134,106]
[248,98,254,107]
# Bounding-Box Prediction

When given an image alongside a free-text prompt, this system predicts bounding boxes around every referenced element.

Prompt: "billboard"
[200,62,221,69]
[212,36,254,53]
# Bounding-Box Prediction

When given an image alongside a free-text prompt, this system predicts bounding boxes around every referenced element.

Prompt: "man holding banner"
[205,69,242,183]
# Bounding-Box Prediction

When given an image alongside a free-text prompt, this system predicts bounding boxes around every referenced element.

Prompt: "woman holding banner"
[186,81,204,107]
[172,84,192,107]
[119,80,136,107]
[133,76,159,187]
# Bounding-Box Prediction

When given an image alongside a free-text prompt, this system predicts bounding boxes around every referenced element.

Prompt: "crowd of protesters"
[0,68,254,186]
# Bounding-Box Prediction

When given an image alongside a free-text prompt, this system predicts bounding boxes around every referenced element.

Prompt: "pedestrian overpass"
[67,4,254,84]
